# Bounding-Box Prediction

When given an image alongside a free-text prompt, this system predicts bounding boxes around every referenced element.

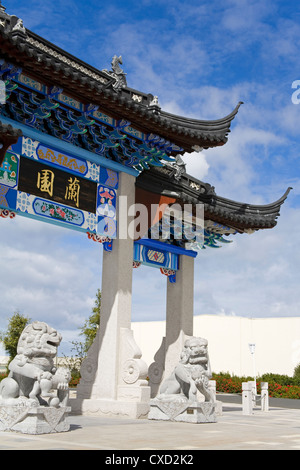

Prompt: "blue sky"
[0,0,300,355]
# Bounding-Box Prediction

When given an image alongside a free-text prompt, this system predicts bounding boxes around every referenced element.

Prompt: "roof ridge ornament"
[149,95,161,112]
[11,17,26,36]
[102,55,127,91]
[192,145,203,152]
[169,154,186,181]
[0,1,26,37]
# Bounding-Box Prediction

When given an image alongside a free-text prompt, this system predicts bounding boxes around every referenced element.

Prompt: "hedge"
[213,372,300,399]
[0,373,7,382]
[2,371,300,399]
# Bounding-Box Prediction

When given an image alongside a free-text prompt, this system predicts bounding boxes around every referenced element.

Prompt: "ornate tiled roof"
[0,3,290,243]
[0,4,241,154]
[136,165,292,233]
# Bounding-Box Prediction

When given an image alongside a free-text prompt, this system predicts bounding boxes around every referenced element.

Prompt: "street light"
[248,342,257,398]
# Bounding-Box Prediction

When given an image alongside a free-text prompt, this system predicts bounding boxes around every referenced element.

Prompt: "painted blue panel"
[32,198,85,227]
[135,238,198,258]
[0,183,17,210]
[146,247,167,266]
[0,152,19,189]
[97,186,117,217]
[36,143,89,177]
[21,136,99,183]
[133,241,180,270]
[97,216,117,238]
[9,138,22,155]
[99,167,119,189]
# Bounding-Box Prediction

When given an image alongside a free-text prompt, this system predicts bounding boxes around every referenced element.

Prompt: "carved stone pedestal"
[148,396,217,423]
[71,327,151,419]
[0,403,71,434]
[70,398,149,419]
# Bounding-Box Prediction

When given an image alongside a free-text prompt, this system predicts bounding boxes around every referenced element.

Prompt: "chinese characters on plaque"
[18,157,97,213]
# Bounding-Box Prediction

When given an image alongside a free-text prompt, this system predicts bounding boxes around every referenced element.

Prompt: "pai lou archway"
[0,3,290,417]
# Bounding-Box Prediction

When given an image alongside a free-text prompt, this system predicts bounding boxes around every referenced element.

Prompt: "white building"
[2,315,298,379]
[132,314,300,377]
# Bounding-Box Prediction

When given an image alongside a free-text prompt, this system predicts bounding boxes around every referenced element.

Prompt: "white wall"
[132,315,300,377]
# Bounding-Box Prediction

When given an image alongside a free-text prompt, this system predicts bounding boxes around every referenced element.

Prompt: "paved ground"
[1,402,300,451]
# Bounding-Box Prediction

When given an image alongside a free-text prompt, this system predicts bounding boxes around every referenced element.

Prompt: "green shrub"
[0,372,8,382]
[69,370,81,388]
[293,363,300,385]
[260,373,299,387]
[213,371,300,399]
[267,382,300,399]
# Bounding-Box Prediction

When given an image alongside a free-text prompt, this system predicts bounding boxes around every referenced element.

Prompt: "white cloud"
[194,203,300,319]
[221,0,273,33]
[182,151,210,181]
[0,215,102,354]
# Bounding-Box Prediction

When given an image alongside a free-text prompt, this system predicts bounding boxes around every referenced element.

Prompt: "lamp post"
[248,342,257,400]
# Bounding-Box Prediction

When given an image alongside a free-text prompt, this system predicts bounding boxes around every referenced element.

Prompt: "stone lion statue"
[0,321,70,407]
[159,337,214,403]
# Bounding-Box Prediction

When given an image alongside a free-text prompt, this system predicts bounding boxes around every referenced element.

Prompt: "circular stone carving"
[148,362,164,384]
[80,358,97,383]
[122,359,140,384]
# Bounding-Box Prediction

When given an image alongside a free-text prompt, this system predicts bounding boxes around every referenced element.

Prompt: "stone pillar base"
[74,327,151,419]
[70,398,149,419]
[0,405,71,434]
[148,397,217,424]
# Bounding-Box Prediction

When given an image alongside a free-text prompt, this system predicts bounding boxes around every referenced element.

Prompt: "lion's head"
[180,337,209,365]
[17,321,62,358]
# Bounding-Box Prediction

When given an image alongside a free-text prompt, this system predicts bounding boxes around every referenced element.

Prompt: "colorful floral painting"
[96,186,116,219]
[33,198,84,226]
[0,152,18,188]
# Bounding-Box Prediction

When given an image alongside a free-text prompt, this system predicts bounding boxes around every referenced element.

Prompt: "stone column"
[73,172,150,418]
[148,254,194,396]
[90,225,134,400]
[164,254,194,379]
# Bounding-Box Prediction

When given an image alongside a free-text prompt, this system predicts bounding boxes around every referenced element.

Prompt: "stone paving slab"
[1,403,300,451]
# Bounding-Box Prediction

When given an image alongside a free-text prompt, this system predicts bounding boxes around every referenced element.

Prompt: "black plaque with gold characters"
[18,156,97,213]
